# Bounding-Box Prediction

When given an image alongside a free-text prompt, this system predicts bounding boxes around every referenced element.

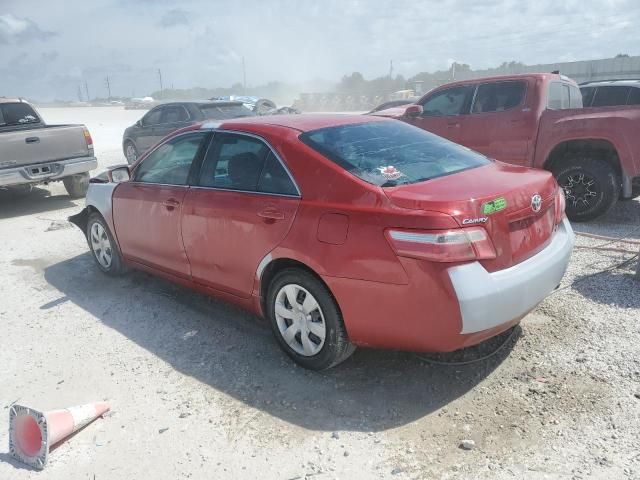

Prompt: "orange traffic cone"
[9,401,110,469]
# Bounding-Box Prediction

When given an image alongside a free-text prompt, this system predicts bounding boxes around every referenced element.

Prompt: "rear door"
[182,131,300,297]
[113,131,208,278]
[410,85,474,141]
[458,80,532,165]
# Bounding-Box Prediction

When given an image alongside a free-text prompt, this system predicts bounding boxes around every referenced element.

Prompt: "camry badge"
[531,194,542,212]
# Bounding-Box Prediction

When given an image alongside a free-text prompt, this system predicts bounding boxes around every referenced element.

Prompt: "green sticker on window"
[482,197,507,215]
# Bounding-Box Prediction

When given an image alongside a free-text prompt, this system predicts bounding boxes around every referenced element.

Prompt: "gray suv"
[122,101,254,164]
[580,80,640,108]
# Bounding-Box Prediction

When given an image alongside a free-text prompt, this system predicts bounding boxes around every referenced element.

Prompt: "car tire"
[63,173,90,198]
[86,212,126,276]
[552,157,619,222]
[266,268,355,370]
[124,141,138,165]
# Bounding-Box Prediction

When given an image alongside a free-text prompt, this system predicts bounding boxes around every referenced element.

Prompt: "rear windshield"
[0,103,40,126]
[200,104,255,120]
[299,121,490,187]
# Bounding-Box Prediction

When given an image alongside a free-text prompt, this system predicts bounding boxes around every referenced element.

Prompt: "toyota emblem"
[531,194,542,212]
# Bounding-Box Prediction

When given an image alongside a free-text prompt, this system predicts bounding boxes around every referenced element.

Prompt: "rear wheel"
[124,141,138,165]
[87,213,125,276]
[266,269,355,370]
[552,157,619,222]
[63,173,90,198]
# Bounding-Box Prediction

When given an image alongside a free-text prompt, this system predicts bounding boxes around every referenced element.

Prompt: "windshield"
[200,104,256,120]
[300,121,490,187]
[0,103,40,126]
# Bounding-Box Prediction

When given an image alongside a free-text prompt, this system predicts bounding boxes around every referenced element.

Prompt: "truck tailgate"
[0,125,90,169]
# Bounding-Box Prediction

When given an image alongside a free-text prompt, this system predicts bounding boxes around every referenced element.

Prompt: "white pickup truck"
[0,98,97,197]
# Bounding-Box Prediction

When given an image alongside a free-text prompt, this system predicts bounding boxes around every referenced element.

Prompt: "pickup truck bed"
[0,99,97,197]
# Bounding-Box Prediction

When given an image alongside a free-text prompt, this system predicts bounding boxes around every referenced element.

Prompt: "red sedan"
[70,115,574,370]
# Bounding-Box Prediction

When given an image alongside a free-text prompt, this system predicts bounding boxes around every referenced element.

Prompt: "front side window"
[0,103,40,126]
[142,108,163,126]
[421,85,474,116]
[135,132,206,185]
[300,121,490,187]
[471,81,525,113]
[592,86,631,107]
[161,105,189,123]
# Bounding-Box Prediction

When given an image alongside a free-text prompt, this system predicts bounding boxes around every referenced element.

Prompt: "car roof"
[0,97,26,104]
[580,79,640,87]
[425,73,573,91]
[214,113,388,133]
[158,100,245,107]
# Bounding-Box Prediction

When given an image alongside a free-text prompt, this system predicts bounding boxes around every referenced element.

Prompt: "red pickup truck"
[373,73,640,221]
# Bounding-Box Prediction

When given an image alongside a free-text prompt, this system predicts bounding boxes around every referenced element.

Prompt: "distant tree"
[615,53,630,58]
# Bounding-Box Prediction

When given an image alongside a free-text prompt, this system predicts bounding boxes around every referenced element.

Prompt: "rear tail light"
[83,127,94,149]
[385,227,496,263]
[554,187,566,224]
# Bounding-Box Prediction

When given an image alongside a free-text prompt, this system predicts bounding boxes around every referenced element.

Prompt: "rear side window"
[592,86,631,107]
[161,105,189,123]
[569,85,583,108]
[421,85,474,116]
[628,88,640,105]
[200,104,255,119]
[0,103,40,126]
[581,87,596,107]
[547,82,573,109]
[258,152,298,196]
[471,81,525,113]
[300,121,490,187]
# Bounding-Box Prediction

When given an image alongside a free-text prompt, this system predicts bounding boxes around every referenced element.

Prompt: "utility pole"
[242,56,247,95]
[451,62,456,80]
[77,85,83,102]
[158,69,163,99]
[84,80,90,103]
[105,76,112,100]
[389,60,394,78]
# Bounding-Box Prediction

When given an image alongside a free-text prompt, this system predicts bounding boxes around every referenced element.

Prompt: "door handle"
[25,137,40,144]
[258,208,285,221]
[446,121,460,128]
[162,198,180,211]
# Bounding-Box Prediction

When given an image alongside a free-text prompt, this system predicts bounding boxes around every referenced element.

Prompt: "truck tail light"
[554,187,566,224]
[83,127,94,149]
[385,227,496,263]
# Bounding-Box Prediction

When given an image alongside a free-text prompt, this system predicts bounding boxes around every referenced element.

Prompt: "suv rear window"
[300,121,490,187]
[200,104,255,120]
[0,103,40,126]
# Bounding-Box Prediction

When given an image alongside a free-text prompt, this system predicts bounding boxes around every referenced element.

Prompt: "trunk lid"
[384,162,558,270]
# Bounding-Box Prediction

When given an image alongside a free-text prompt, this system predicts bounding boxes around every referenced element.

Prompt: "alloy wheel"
[561,173,598,208]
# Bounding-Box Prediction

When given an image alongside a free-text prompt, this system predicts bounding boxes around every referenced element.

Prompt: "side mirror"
[404,105,423,118]
[136,120,143,127]
[108,166,131,183]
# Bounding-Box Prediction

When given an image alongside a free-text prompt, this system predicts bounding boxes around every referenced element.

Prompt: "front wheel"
[266,269,355,370]
[87,213,126,276]
[63,173,90,198]
[553,157,619,222]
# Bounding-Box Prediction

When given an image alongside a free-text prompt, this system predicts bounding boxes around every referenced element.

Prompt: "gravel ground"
[0,108,639,479]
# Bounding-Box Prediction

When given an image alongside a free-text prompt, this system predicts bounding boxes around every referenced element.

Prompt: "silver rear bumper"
[448,218,575,334]
[0,156,97,186]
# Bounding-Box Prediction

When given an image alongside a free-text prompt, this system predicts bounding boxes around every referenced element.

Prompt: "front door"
[135,107,164,153]
[182,132,300,297]
[113,131,209,278]
[152,104,192,142]
[408,85,475,142]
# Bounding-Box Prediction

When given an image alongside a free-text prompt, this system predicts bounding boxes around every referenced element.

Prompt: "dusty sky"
[1,0,638,100]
